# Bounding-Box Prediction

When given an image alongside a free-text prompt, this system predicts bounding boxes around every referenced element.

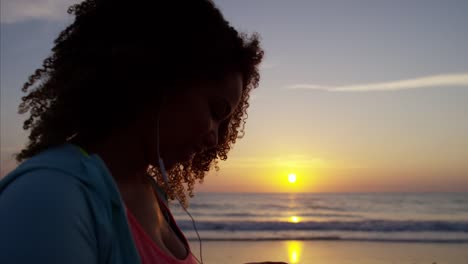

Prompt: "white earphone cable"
[156,113,204,264]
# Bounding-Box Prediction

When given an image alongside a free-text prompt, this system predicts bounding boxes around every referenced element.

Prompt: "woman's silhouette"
[0,0,286,263]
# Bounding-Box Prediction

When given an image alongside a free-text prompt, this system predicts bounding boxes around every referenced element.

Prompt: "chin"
[159,152,193,171]
[170,162,182,171]
[160,158,176,170]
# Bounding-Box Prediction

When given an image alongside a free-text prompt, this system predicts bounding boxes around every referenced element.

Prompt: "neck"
[73,129,149,185]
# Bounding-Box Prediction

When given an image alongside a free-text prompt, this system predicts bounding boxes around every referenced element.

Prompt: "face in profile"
[151,72,243,169]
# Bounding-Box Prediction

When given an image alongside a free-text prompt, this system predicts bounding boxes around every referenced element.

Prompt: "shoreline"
[187,237,468,243]
[189,240,468,264]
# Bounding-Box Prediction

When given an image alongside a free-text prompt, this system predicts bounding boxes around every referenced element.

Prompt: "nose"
[202,130,218,150]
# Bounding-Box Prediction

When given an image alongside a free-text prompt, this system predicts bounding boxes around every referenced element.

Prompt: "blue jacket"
[0,143,141,264]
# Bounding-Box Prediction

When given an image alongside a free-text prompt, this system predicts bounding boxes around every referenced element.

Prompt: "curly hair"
[15,0,263,205]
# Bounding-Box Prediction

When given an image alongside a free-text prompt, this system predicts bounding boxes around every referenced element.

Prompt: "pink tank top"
[126,201,199,264]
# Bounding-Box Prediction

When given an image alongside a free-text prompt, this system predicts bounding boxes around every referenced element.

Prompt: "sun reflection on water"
[286,241,303,263]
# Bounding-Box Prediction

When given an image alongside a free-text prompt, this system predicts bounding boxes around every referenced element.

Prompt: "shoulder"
[0,169,95,236]
[0,143,99,196]
[0,168,89,212]
[0,169,98,263]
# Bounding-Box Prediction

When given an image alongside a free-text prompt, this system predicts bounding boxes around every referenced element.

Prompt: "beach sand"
[188,240,468,264]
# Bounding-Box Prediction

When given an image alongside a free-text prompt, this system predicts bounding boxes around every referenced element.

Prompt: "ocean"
[169,192,468,243]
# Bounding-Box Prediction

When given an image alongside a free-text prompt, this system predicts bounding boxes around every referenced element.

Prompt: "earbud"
[158,157,170,184]
[155,107,169,184]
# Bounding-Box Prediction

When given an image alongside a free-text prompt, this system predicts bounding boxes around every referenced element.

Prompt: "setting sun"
[288,173,297,183]
[289,216,301,223]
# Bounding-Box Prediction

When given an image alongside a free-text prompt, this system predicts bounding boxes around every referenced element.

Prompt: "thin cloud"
[0,0,80,24]
[285,73,468,92]
[287,84,330,90]
[222,155,331,169]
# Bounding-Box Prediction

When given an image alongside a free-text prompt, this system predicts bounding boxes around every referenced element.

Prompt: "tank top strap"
[145,175,190,249]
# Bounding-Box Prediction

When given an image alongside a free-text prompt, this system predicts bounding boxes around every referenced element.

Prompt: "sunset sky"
[1,0,467,193]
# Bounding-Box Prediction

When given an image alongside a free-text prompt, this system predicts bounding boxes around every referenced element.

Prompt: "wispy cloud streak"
[286,73,468,92]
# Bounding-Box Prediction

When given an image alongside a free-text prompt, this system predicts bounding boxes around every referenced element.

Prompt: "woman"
[0,0,286,263]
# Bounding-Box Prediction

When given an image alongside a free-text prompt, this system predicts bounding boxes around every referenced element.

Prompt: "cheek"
[160,101,210,147]
[185,106,212,137]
